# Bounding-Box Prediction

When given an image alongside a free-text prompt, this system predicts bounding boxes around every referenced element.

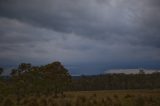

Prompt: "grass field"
[1,89,160,106]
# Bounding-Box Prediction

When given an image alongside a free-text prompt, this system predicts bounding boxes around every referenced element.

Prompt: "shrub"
[134,96,145,106]
[3,98,14,106]
[124,94,133,99]
[27,98,39,106]
[75,96,87,106]
[21,98,29,106]
[0,96,4,104]
[39,98,47,106]
[92,93,97,98]
[113,94,119,99]
[64,100,72,106]
[106,96,113,106]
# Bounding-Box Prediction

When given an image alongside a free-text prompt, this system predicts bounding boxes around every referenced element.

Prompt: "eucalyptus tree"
[42,61,71,97]
[10,63,33,105]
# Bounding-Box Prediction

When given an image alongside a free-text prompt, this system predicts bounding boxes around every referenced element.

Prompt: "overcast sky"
[0,0,160,75]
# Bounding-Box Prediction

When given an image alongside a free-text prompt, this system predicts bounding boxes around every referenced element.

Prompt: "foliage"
[71,73,160,91]
[0,61,70,106]
[0,67,3,75]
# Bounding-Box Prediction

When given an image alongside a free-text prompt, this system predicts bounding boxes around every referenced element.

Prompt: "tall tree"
[10,63,32,105]
[42,61,71,96]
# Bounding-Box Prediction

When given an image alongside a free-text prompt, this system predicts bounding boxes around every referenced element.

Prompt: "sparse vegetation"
[0,61,160,106]
[0,90,159,106]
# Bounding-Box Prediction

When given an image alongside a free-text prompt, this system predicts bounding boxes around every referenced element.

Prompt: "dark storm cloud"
[0,0,134,37]
[0,0,160,74]
[0,0,159,43]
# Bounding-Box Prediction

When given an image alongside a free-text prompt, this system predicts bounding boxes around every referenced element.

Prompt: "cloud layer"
[0,0,160,75]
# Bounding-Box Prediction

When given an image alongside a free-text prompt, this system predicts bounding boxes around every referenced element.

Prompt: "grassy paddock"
[0,89,160,106]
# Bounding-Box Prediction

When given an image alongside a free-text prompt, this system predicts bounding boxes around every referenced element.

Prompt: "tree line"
[0,62,160,97]
[70,72,160,91]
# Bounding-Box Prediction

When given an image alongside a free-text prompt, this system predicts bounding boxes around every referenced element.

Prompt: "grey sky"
[0,0,160,75]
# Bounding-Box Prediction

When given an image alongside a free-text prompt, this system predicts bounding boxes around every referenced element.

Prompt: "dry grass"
[0,89,160,106]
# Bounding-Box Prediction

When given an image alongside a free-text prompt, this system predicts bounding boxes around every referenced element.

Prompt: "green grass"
[0,89,160,106]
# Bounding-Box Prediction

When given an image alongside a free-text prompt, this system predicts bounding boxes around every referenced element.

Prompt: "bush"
[124,94,133,99]
[39,98,47,106]
[64,100,72,106]
[27,98,39,106]
[134,96,145,106]
[3,98,14,106]
[106,96,113,106]
[75,96,87,106]
[0,96,4,104]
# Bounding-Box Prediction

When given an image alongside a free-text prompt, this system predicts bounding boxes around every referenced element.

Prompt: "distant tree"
[0,67,3,75]
[11,69,18,76]
[139,69,145,74]
[18,63,32,73]
[0,67,5,96]
[10,63,32,76]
